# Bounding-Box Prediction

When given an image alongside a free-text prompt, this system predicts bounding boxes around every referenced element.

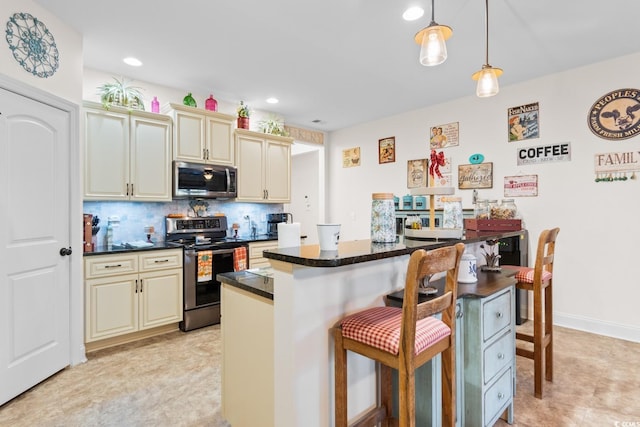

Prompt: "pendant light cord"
[484,0,489,65]
[431,0,436,23]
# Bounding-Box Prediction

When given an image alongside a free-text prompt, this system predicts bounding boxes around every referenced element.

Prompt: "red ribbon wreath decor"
[430,149,446,179]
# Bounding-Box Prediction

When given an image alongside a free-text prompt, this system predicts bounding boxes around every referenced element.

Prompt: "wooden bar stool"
[331,243,464,427]
[504,227,560,399]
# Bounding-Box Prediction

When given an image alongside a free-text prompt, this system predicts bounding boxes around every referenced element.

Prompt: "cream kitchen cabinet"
[248,241,279,268]
[235,129,293,203]
[166,103,235,165]
[84,249,183,347]
[83,101,172,201]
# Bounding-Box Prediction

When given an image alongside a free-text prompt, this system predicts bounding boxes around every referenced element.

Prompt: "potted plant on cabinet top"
[97,76,145,111]
[258,116,289,136]
[237,101,250,129]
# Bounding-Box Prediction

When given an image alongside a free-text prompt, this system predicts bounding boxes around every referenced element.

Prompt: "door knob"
[59,247,72,256]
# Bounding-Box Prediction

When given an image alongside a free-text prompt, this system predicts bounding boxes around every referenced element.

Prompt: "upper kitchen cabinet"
[235,129,293,203]
[83,101,172,201]
[166,103,235,166]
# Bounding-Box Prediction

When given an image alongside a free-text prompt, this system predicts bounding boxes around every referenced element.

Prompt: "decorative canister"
[494,199,519,219]
[371,193,396,243]
[414,196,427,210]
[475,199,489,219]
[402,194,413,210]
[458,251,478,283]
[393,195,400,210]
[205,94,218,111]
[442,196,463,229]
[487,199,499,219]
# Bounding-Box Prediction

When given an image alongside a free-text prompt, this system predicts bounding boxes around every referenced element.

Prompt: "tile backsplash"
[84,200,283,246]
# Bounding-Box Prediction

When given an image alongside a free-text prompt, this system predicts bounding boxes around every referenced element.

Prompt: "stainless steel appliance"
[173,161,237,199]
[266,212,292,237]
[165,216,248,331]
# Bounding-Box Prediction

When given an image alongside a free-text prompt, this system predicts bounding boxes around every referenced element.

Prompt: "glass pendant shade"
[473,67,502,97]
[419,26,447,66]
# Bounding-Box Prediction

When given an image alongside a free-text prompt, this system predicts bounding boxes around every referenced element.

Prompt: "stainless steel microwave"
[173,161,237,199]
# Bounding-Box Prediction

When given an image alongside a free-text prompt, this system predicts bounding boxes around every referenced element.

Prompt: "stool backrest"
[534,228,560,281]
[400,243,464,360]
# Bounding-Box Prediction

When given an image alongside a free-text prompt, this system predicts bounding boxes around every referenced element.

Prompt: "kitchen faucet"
[244,215,256,238]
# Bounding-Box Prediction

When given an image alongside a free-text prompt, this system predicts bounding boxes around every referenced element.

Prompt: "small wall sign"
[508,102,539,142]
[407,159,428,188]
[504,175,538,197]
[458,163,493,189]
[342,147,360,168]
[516,142,571,166]
[378,137,395,164]
[588,88,640,140]
[429,122,459,149]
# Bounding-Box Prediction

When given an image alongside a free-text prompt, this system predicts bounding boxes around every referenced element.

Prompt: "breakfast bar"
[217,231,526,427]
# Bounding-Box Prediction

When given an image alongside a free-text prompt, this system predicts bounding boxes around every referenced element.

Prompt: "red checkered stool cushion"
[340,306,451,356]
[510,266,553,283]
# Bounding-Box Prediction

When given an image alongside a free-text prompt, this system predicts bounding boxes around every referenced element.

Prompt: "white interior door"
[0,87,71,405]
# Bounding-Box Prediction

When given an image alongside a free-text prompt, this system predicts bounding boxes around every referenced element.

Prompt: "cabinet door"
[130,116,172,201]
[138,269,183,330]
[173,109,206,162]
[85,274,138,342]
[207,116,234,165]
[84,108,129,200]
[236,134,266,201]
[264,138,291,202]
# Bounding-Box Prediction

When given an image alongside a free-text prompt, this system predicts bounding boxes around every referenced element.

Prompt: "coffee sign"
[588,88,640,140]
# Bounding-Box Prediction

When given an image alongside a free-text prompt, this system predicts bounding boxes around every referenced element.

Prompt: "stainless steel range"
[165,216,248,331]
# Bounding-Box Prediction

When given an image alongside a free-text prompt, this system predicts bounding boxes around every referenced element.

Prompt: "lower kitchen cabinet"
[84,249,183,346]
[248,241,279,268]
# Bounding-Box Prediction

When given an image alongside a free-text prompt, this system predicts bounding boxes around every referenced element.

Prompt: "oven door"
[183,247,236,310]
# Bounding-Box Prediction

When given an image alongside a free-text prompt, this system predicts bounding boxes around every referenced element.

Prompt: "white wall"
[326,52,640,343]
[286,149,324,244]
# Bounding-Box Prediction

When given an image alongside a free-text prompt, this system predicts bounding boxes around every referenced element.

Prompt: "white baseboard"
[554,312,640,344]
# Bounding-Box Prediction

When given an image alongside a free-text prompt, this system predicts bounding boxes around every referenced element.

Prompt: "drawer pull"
[105,264,122,268]
[497,353,505,360]
[496,311,504,319]
[497,392,505,400]
[154,259,170,263]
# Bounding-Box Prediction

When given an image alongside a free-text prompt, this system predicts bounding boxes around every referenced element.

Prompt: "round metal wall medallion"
[5,12,59,78]
[588,88,640,140]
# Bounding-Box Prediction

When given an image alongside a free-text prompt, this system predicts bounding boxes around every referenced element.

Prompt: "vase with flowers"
[480,239,502,271]
[237,101,250,129]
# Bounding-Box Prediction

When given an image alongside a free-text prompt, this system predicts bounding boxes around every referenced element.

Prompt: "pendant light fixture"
[414,0,452,66]
[472,0,502,97]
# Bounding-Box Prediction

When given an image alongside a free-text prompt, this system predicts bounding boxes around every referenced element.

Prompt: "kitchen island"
[217,231,526,427]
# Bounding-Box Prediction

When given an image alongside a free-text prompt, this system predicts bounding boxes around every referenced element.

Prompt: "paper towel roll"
[278,223,301,248]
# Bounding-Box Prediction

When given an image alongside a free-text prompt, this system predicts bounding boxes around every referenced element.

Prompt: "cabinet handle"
[135,279,138,293]
[496,311,504,319]
[140,279,143,292]
[126,183,129,196]
[206,148,210,159]
[131,183,134,196]
[105,264,122,268]
[203,148,206,159]
[154,259,169,263]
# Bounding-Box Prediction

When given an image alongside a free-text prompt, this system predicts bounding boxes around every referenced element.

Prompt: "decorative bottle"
[371,193,396,243]
[151,96,160,113]
[205,94,218,112]
[183,93,197,107]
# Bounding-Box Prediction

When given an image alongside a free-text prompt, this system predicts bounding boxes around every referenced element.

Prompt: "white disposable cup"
[317,224,341,251]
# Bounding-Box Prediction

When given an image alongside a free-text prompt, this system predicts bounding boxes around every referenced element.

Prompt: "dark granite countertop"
[263,230,526,268]
[218,270,274,300]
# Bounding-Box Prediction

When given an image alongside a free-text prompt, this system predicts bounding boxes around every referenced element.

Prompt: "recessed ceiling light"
[403,6,424,21]
[266,97,279,104]
[123,57,142,67]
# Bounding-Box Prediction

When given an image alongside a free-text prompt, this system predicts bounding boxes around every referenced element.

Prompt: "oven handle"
[185,247,238,256]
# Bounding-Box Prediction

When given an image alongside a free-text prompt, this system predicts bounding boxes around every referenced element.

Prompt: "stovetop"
[165,216,244,249]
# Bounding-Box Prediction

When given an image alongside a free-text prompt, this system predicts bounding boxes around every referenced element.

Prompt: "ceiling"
[35,0,640,132]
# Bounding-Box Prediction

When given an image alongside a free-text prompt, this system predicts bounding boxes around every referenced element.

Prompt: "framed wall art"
[508,102,539,142]
[378,137,395,164]
[342,147,360,168]
[458,162,493,189]
[429,122,459,149]
[407,159,428,188]
[504,175,538,197]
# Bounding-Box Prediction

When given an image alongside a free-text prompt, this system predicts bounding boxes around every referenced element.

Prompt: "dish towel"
[197,250,213,282]
[234,246,247,271]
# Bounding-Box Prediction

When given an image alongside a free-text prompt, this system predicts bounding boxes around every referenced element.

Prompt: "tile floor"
[0,324,639,426]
